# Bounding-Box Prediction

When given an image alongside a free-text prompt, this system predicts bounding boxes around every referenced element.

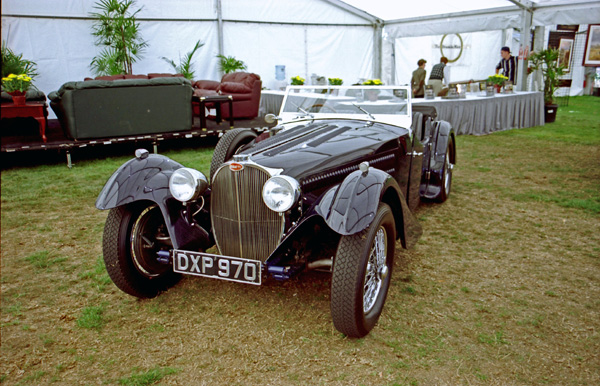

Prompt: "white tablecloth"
[260,90,545,135]
[412,91,545,135]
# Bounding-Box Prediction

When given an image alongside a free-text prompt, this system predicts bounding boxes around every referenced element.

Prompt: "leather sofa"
[192,72,261,119]
[49,75,193,140]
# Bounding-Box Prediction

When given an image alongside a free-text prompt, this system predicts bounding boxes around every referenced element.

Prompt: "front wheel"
[330,203,396,338]
[102,203,180,298]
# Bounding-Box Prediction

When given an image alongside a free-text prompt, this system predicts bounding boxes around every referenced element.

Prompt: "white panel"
[221,0,372,24]
[222,22,372,89]
[533,5,600,26]
[393,31,503,86]
[1,0,216,19]
[135,20,219,80]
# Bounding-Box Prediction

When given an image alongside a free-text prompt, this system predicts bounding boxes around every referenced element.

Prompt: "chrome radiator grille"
[211,164,284,262]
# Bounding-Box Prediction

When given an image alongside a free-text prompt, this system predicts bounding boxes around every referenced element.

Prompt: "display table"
[259,90,286,116]
[1,101,48,142]
[412,91,544,135]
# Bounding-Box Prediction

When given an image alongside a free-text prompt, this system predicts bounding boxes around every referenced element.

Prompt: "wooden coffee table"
[193,94,234,130]
[1,101,48,142]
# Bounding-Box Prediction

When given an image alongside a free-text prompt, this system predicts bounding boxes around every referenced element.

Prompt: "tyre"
[435,137,454,203]
[210,128,258,180]
[330,203,396,338]
[102,203,180,298]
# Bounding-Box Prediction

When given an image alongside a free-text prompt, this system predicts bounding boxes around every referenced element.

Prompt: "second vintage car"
[96,85,456,337]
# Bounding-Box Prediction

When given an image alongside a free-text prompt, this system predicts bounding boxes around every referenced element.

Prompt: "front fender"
[95,153,211,250]
[96,154,184,210]
[313,167,422,248]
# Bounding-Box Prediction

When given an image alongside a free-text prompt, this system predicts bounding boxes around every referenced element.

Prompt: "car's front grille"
[211,164,284,262]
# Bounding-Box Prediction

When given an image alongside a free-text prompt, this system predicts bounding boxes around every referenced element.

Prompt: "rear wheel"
[102,203,179,298]
[435,137,454,202]
[210,128,258,180]
[330,203,396,338]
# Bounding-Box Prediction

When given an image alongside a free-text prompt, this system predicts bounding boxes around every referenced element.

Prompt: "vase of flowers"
[2,73,32,105]
[362,79,383,101]
[291,76,305,85]
[291,75,305,92]
[328,77,343,95]
[487,74,508,93]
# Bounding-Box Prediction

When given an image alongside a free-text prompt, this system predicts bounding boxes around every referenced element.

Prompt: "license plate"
[172,250,261,285]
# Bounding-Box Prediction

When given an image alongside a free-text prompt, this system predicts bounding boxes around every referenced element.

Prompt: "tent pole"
[216,0,224,77]
[516,7,532,91]
[373,21,383,80]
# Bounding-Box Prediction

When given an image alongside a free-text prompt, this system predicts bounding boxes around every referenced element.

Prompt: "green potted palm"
[217,55,247,74]
[161,40,204,79]
[89,0,147,75]
[528,48,567,123]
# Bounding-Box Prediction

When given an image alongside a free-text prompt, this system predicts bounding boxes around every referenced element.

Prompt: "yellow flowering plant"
[362,79,383,86]
[328,77,343,85]
[487,74,508,86]
[2,73,32,94]
[290,75,305,85]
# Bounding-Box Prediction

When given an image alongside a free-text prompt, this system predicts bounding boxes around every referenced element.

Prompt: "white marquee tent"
[2,0,599,119]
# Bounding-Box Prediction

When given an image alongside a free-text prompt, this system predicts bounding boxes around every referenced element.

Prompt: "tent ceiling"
[336,0,600,25]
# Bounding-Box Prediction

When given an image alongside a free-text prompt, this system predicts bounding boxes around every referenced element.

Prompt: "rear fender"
[421,120,455,199]
[314,167,422,249]
[95,153,211,250]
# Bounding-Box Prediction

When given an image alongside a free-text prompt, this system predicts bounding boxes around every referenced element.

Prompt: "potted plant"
[363,79,383,101]
[291,75,305,85]
[161,40,204,80]
[2,73,32,105]
[528,48,567,123]
[487,74,508,93]
[89,0,147,76]
[328,77,343,86]
[2,41,38,80]
[217,55,247,74]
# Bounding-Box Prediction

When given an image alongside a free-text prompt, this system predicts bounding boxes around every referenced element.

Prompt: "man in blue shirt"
[495,46,518,84]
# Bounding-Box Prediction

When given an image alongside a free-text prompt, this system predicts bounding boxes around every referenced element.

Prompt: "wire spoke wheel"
[331,203,396,338]
[363,226,388,313]
[102,203,180,298]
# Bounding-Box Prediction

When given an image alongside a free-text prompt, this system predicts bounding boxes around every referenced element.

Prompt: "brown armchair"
[193,72,261,119]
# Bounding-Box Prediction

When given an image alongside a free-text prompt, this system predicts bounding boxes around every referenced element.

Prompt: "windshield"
[279,85,412,127]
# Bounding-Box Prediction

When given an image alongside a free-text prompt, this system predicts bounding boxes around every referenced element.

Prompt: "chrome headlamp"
[169,168,208,202]
[262,175,301,213]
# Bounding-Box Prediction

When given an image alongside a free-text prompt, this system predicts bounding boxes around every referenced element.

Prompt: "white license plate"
[172,250,261,285]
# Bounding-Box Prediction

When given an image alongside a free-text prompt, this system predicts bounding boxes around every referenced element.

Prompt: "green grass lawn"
[1,96,598,386]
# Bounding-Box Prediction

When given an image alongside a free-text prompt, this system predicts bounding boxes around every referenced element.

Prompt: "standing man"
[427,56,449,96]
[495,46,518,84]
[411,59,427,98]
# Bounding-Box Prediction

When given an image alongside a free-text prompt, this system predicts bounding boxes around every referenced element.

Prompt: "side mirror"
[264,113,279,124]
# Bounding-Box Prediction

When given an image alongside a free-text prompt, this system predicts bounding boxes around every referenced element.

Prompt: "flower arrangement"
[487,74,508,87]
[362,79,383,86]
[328,77,343,86]
[1,73,32,94]
[291,76,305,85]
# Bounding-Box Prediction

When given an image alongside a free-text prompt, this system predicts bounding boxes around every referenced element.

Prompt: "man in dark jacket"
[495,46,518,84]
[411,59,427,98]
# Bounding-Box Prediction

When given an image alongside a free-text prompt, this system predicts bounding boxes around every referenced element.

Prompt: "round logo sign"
[440,34,463,63]
[229,163,244,172]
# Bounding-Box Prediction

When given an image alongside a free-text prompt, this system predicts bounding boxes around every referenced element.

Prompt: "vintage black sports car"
[96,85,456,337]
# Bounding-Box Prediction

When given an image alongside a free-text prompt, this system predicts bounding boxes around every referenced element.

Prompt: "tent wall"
[1,0,375,119]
